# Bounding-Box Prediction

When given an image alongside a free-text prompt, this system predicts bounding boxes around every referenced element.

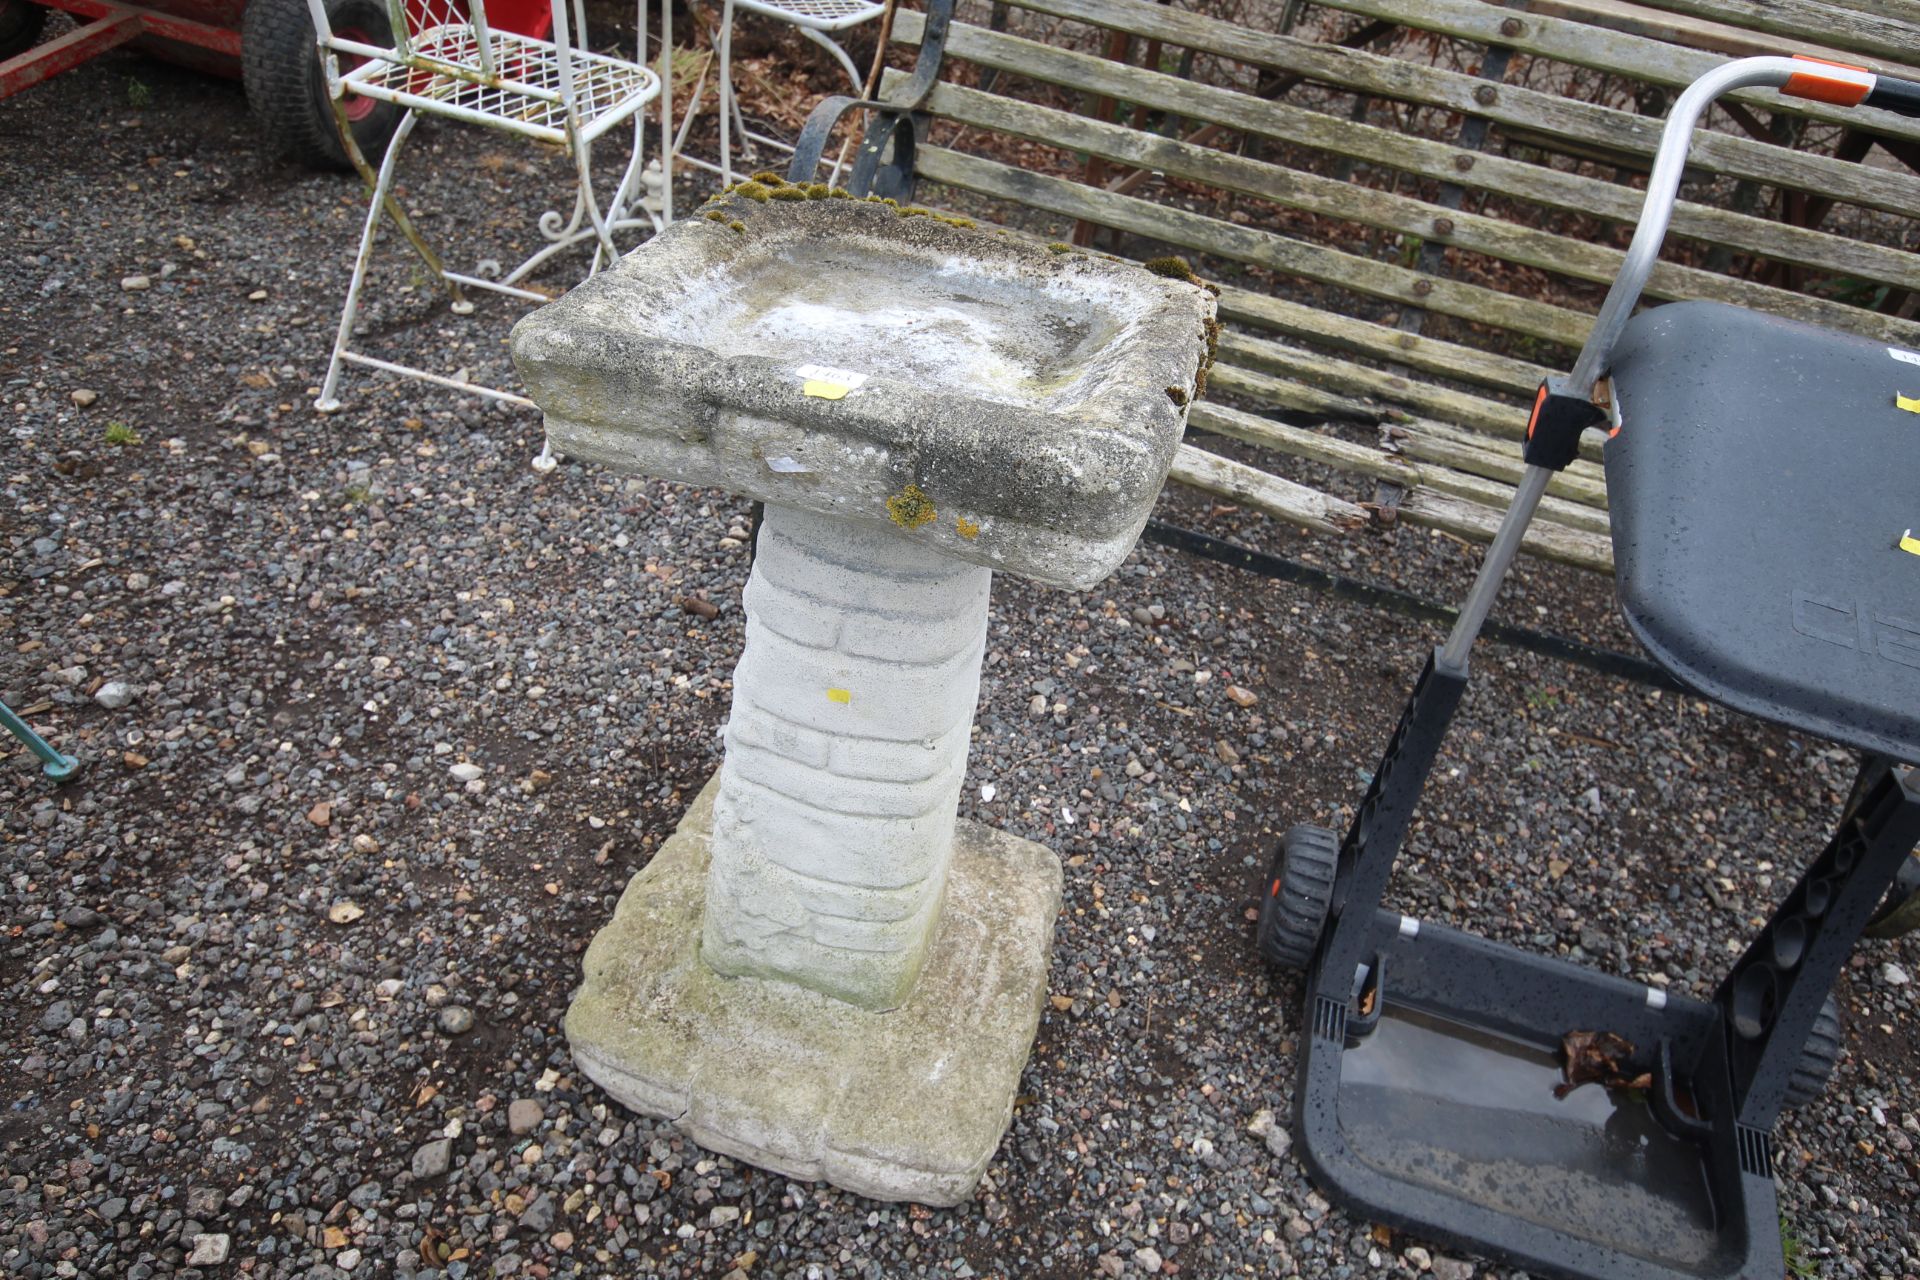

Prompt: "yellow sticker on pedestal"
[1901,529,1920,556]
[826,688,852,704]
[798,363,868,401]
[1897,394,1920,414]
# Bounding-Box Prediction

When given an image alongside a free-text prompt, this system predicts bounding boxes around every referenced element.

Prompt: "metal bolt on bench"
[1258,57,1920,1280]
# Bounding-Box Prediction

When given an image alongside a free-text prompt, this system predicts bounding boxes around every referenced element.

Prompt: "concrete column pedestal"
[566,508,1061,1205]
[704,504,992,1010]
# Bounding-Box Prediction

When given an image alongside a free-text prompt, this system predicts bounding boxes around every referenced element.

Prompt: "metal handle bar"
[1439,54,1918,671]
[1565,58,1878,394]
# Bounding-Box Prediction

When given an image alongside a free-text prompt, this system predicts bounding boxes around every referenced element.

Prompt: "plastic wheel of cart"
[1780,995,1843,1111]
[1258,824,1337,972]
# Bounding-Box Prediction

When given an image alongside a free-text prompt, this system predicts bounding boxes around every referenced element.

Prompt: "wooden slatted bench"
[790,0,1920,572]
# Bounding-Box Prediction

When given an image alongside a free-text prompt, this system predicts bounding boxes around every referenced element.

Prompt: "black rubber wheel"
[0,0,49,60]
[1781,994,1844,1112]
[1257,823,1338,971]
[243,0,403,170]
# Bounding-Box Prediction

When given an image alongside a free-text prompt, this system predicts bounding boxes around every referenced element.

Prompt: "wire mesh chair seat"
[732,0,884,31]
[310,0,665,414]
[339,24,658,146]
[674,0,883,186]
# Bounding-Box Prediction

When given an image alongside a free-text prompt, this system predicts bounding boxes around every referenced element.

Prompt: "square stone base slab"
[566,775,1064,1206]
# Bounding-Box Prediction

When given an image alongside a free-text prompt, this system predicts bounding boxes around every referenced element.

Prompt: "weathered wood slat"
[1215,330,1522,437]
[1614,0,1920,68]
[1190,402,1419,489]
[1317,0,1920,142]
[1405,408,1608,466]
[1206,362,1381,423]
[1391,420,1610,508]
[1396,413,1611,485]
[1406,460,1614,537]
[910,143,1600,349]
[1177,420,1611,567]
[1193,400,1607,515]
[911,75,1920,342]
[948,0,1920,219]
[1166,443,1369,534]
[910,17,1920,293]
[1804,0,1920,19]
[1215,286,1550,399]
[1171,437,1609,568]
[1399,486,1616,571]
[902,18,1920,299]
[1521,0,1920,78]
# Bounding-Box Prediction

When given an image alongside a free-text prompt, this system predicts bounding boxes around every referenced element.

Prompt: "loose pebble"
[508,1097,545,1135]
[93,679,137,709]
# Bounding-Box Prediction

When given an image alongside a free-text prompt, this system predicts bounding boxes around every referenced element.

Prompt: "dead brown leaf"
[1556,1029,1649,1098]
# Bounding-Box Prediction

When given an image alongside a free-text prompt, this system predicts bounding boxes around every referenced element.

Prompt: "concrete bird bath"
[512,180,1215,1204]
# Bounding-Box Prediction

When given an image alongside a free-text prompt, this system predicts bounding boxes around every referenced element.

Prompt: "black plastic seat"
[1606,301,1920,764]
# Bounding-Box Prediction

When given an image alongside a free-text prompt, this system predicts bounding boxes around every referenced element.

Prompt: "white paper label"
[796,363,869,391]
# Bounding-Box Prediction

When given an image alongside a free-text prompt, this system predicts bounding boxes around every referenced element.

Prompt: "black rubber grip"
[1864,77,1920,117]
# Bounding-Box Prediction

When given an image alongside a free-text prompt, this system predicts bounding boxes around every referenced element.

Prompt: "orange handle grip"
[1782,55,1875,105]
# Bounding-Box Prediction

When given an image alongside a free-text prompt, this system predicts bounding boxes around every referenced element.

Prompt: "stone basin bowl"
[510,193,1217,589]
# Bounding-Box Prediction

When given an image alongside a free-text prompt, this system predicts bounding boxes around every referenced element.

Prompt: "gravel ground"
[5,49,1919,1280]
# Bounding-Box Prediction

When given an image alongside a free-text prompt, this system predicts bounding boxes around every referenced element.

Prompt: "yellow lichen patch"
[955,515,981,540]
[750,170,786,186]
[805,182,832,198]
[768,186,809,201]
[704,210,728,223]
[1165,386,1188,407]
[728,220,746,234]
[1046,242,1075,254]
[733,181,772,202]
[886,483,937,530]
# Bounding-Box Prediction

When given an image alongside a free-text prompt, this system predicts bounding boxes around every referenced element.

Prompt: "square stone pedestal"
[567,777,1064,1206]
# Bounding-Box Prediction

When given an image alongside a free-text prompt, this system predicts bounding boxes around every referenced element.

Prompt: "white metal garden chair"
[676,0,884,187]
[308,0,665,411]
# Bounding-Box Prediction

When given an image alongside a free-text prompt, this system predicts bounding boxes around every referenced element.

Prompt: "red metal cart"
[0,0,553,167]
